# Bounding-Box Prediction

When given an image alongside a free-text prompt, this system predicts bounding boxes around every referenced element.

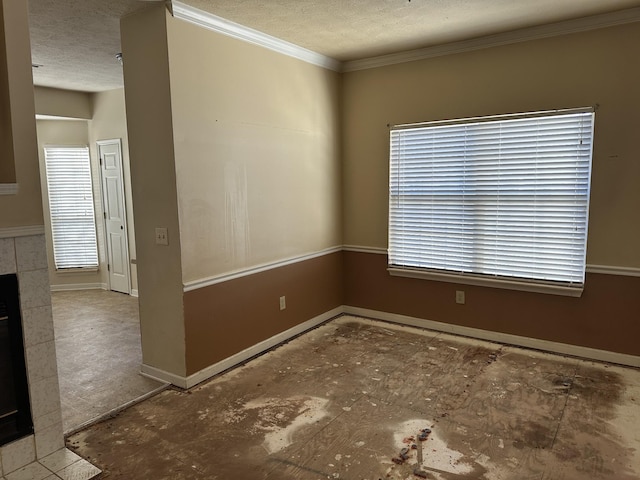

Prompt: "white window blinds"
[44,146,99,270]
[389,109,594,295]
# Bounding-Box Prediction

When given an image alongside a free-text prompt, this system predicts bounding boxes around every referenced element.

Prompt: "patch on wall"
[225,162,251,266]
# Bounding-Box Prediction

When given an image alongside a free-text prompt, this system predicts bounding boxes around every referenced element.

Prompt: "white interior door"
[98,139,130,294]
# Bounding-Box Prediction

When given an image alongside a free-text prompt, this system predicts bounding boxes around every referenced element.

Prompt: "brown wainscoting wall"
[184,251,344,375]
[344,251,640,356]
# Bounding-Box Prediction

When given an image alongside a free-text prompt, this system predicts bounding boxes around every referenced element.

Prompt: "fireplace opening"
[0,274,33,446]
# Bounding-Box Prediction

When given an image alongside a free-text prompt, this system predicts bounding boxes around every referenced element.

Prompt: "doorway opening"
[35,116,166,433]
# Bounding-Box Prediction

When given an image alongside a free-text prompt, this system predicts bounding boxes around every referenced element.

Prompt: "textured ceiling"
[28,0,147,92]
[185,0,640,61]
[28,0,640,92]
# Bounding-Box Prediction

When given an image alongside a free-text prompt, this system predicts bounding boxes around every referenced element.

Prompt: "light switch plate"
[155,227,168,245]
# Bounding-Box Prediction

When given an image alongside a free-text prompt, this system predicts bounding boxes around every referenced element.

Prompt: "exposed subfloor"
[52,290,166,433]
[67,315,640,479]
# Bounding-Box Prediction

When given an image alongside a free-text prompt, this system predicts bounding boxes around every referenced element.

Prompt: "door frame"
[97,138,131,294]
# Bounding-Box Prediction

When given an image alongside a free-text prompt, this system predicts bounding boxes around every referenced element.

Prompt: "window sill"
[0,183,19,195]
[388,267,583,297]
[55,267,99,274]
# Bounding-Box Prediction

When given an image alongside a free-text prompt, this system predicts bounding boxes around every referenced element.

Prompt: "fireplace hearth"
[0,273,33,447]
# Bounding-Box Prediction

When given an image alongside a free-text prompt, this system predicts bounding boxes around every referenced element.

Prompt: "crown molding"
[171,1,341,72]
[343,7,640,72]
[171,3,640,73]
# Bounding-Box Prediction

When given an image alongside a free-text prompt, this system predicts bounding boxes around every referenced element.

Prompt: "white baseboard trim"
[141,304,640,389]
[343,306,640,368]
[141,306,343,389]
[63,383,169,437]
[50,283,107,292]
[140,364,188,389]
[130,289,139,297]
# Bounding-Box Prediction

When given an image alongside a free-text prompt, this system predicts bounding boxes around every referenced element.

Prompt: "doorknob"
[120,226,124,230]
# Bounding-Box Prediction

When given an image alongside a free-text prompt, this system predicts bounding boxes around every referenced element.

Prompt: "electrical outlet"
[279,296,286,310]
[455,290,465,304]
[155,227,168,245]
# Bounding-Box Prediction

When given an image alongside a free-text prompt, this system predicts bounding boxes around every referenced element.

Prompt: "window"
[44,146,99,270]
[388,108,594,296]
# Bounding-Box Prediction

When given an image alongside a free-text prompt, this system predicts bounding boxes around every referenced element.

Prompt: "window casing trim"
[53,267,99,274]
[389,106,595,131]
[388,107,594,297]
[388,266,583,297]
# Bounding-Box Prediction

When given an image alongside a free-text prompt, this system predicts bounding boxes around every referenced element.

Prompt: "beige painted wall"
[34,86,91,119]
[121,5,185,376]
[166,16,342,283]
[0,2,15,183]
[120,4,342,377]
[0,0,42,226]
[343,23,640,269]
[90,88,138,293]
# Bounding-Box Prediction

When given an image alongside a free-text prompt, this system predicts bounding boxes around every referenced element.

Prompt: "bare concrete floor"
[52,290,166,433]
[67,316,640,479]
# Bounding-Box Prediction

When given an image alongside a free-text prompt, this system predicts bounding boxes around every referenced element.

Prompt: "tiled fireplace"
[0,231,64,474]
[0,273,34,447]
[0,229,100,479]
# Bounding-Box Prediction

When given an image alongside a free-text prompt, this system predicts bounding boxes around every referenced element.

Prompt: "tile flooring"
[1,448,100,480]
[67,315,640,479]
[51,290,166,433]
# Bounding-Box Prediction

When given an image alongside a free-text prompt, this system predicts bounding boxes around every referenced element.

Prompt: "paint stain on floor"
[67,315,640,479]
